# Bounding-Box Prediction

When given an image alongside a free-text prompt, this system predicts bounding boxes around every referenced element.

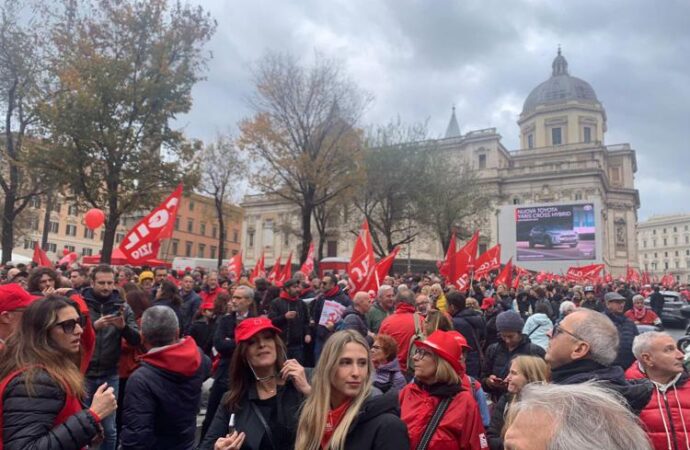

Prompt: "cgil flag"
[227,251,243,280]
[118,184,182,265]
[300,242,315,276]
[347,220,376,295]
[250,251,266,284]
[473,244,501,280]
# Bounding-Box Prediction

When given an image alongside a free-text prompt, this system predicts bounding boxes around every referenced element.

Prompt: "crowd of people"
[0,260,688,449]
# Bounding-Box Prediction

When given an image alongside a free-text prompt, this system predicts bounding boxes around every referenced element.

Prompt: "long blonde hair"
[295,330,373,450]
[502,355,551,437]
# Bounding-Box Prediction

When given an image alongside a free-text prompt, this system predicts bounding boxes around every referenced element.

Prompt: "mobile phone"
[228,413,236,434]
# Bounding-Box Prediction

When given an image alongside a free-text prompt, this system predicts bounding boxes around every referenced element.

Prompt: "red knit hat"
[235,317,281,343]
[0,284,40,314]
[415,330,463,374]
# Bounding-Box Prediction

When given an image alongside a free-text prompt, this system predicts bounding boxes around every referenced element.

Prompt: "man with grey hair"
[546,308,652,413]
[627,331,690,449]
[366,284,395,333]
[120,306,211,449]
[504,382,653,450]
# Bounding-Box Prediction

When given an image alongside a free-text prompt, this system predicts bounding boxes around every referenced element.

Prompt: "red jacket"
[379,303,417,372]
[399,382,488,450]
[637,373,690,450]
[199,287,228,309]
[625,361,647,380]
[625,308,660,326]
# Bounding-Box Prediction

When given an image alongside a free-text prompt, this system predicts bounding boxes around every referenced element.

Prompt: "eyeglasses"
[413,348,433,359]
[551,324,585,341]
[371,344,382,350]
[54,316,86,334]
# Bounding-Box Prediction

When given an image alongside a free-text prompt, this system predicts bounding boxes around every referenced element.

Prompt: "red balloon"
[85,208,106,230]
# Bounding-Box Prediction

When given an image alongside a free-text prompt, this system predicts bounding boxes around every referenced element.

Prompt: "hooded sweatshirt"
[521,313,553,350]
[119,336,211,450]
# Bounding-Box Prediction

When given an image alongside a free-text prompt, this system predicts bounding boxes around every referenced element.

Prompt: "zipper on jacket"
[662,392,680,450]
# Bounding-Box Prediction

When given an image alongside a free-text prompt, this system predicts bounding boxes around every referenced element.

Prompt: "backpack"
[405,313,426,376]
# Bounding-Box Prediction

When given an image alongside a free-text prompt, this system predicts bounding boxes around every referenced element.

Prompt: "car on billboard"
[528,225,579,249]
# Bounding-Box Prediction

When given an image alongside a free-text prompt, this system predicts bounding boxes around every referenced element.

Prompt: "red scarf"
[632,306,647,321]
[321,400,352,449]
[280,291,299,302]
[323,286,340,298]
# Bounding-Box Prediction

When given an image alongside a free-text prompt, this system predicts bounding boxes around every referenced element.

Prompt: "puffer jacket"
[379,304,418,372]
[605,310,639,369]
[638,372,690,450]
[119,337,211,450]
[521,313,553,350]
[82,287,141,378]
[1,369,101,450]
[480,335,545,396]
[451,309,486,378]
[399,381,488,450]
[341,388,410,450]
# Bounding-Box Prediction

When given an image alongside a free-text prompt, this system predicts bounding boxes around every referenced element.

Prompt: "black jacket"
[340,307,371,343]
[213,311,257,378]
[189,316,218,358]
[180,289,201,333]
[605,310,639,369]
[650,291,665,316]
[341,388,410,450]
[451,308,486,378]
[487,393,511,450]
[481,335,545,395]
[1,369,100,450]
[199,379,306,450]
[551,358,653,414]
[82,287,141,378]
[268,296,311,347]
[120,337,211,449]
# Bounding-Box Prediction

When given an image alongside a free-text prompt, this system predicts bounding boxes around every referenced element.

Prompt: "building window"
[478,154,486,169]
[68,205,78,216]
[30,197,41,208]
[664,238,668,246]
[643,240,647,248]
[233,230,239,243]
[676,251,680,257]
[175,217,180,230]
[189,201,195,211]
[653,230,656,235]
[53,203,61,213]
[512,198,520,205]
[675,237,679,245]
[198,244,205,258]
[665,251,669,257]
[674,226,678,232]
[210,246,217,259]
[187,219,194,233]
[663,228,667,233]
[527,134,534,149]
[327,240,338,257]
[583,126,591,143]
[82,248,93,256]
[65,245,75,252]
[283,231,289,246]
[84,228,95,239]
[665,262,669,270]
[200,223,206,236]
[171,239,179,256]
[49,221,59,233]
[65,224,77,236]
[23,239,37,250]
[115,233,125,243]
[686,236,689,244]
[212,226,217,238]
[551,127,562,145]
[686,249,690,256]
[574,192,583,201]
[47,243,57,253]
[248,231,254,247]
[654,252,658,258]
[185,241,192,257]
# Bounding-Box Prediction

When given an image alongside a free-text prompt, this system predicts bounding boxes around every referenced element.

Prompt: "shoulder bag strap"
[416,396,453,450]
[250,401,277,450]
[526,322,543,337]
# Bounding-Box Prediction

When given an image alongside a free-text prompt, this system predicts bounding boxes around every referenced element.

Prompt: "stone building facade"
[637,214,690,284]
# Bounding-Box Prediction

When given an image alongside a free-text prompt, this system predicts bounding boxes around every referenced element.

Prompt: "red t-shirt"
[321,400,352,449]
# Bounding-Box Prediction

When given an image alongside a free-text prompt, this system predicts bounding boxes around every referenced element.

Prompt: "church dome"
[522,49,600,114]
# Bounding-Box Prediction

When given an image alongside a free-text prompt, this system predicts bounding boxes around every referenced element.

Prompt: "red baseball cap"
[481,298,496,310]
[0,284,41,313]
[415,330,463,375]
[235,317,282,343]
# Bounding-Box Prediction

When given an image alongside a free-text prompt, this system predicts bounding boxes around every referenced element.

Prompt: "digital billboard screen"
[515,203,596,262]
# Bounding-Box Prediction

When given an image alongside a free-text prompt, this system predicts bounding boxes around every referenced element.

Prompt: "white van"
[172,257,231,272]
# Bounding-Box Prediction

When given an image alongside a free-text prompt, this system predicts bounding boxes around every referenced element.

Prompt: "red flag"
[626,265,640,284]
[641,271,650,285]
[119,184,183,264]
[276,252,293,285]
[33,243,52,267]
[267,255,282,284]
[299,242,315,276]
[347,220,376,294]
[58,252,78,266]
[450,231,479,290]
[439,232,457,281]
[473,244,501,279]
[661,274,675,288]
[227,251,243,280]
[364,247,401,292]
[250,251,266,284]
[566,264,604,282]
[512,265,530,290]
[494,258,513,288]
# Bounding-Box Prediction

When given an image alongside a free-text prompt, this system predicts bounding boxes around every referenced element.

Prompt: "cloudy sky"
[176,0,690,221]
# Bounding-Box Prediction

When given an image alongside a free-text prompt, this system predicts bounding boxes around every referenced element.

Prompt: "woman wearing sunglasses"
[0,296,117,450]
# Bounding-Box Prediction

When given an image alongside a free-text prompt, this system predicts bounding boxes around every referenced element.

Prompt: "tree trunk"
[1,191,16,264]
[41,194,54,250]
[300,204,313,265]
[216,197,225,270]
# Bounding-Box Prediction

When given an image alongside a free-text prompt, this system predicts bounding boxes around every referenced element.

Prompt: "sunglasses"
[54,316,86,334]
[551,324,585,341]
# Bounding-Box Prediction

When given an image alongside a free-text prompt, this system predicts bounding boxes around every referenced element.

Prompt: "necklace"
[257,377,278,394]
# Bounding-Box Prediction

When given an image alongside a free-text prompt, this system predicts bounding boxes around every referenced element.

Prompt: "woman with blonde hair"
[0,296,117,449]
[429,283,447,313]
[399,330,487,449]
[295,330,409,450]
[486,355,550,450]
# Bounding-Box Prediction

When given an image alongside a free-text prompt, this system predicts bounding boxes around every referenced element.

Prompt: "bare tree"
[239,51,369,264]
[198,134,246,268]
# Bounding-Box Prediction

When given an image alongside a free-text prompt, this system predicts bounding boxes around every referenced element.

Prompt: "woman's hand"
[280,359,311,396]
[89,383,117,418]
[214,431,246,450]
